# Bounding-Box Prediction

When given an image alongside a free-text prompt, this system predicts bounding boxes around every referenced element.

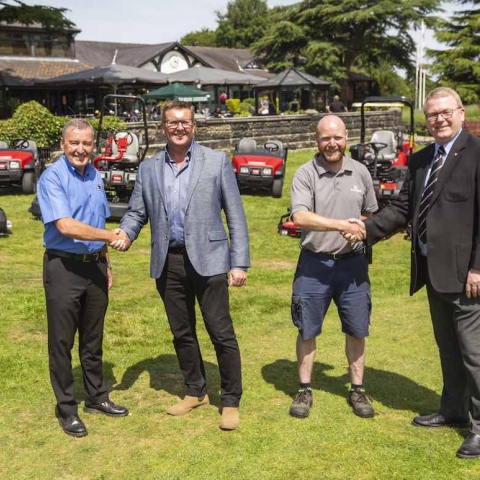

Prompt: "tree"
[0,0,77,32]
[215,0,270,49]
[254,0,441,92]
[429,1,480,104]
[181,28,217,47]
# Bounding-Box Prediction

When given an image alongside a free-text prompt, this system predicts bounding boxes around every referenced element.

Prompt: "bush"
[88,116,126,135]
[226,98,241,114]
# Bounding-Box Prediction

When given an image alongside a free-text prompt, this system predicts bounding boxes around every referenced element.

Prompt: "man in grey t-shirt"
[289,115,378,419]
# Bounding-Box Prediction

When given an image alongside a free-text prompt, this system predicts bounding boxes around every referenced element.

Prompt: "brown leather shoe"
[219,407,240,431]
[166,394,210,416]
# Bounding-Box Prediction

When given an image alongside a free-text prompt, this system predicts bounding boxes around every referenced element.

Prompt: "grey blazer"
[119,142,250,278]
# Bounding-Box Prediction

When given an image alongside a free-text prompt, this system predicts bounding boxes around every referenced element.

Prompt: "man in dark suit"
[112,101,250,431]
[346,87,480,458]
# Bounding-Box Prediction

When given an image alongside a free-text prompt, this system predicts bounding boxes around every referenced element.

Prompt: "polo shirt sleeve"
[291,167,314,215]
[37,170,72,225]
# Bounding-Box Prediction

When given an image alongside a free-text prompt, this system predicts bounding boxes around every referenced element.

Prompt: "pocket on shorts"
[291,295,304,330]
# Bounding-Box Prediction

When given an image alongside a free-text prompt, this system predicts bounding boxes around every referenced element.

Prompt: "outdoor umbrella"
[35,64,169,89]
[143,82,211,102]
[166,66,264,86]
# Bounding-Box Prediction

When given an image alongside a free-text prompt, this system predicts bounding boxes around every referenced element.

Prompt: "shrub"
[88,116,126,135]
[226,98,241,114]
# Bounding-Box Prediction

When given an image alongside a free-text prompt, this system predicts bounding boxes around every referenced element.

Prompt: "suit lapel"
[413,144,435,220]
[185,142,205,210]
[153,150,167,208]
[430,130,467,206]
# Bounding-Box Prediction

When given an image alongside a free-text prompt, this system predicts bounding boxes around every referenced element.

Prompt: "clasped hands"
[109,228,131,251]
[341,218,366,243]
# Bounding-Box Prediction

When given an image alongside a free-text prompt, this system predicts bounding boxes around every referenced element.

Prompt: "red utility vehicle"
[231,138,287,198]
[0,139,42,193]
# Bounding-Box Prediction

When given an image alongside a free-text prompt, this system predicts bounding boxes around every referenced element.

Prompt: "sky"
[28,0,455,50]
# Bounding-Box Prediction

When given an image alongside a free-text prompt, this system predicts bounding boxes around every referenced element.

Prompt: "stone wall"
[129,110,403,155]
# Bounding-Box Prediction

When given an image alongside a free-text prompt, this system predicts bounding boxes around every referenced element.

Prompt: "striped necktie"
[418,146,445,244]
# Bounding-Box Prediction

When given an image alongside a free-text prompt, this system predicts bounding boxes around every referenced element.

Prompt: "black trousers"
[156,251,242,407]
[43,253,109,418]
[426,277,480,434]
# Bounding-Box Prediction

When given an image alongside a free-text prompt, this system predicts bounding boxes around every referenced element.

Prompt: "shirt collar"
[312,154,352,176]
[165,141,195,165]
[62,154,95,179]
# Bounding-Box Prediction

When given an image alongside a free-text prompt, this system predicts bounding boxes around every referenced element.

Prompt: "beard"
[318,146,345,164]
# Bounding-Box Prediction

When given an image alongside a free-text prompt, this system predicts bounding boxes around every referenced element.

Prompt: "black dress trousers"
[43,252,109,418]
[156,251,242,407]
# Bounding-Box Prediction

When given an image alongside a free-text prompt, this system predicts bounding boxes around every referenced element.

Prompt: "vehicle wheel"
[22,171,35,194]
[272,178,283,198]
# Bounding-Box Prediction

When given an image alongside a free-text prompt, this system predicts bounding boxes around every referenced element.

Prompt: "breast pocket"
[443,176,471,202]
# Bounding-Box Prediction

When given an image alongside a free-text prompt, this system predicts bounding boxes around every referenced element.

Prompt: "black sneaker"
[348,389,374,418]
[289,388,313,418]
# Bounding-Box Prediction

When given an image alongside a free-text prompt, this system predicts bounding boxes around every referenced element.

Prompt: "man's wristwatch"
[106,262,112,269]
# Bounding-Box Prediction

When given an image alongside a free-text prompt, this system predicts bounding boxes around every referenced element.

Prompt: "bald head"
[315,115,348,167]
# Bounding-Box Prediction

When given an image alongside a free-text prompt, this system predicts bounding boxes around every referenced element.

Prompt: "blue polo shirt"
[37,155,110,253]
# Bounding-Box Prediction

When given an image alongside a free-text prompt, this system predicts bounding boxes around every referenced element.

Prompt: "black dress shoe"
[58,414,88,437]
[457,433,480,459]
[412,412,470,428]
[83,400,129,417]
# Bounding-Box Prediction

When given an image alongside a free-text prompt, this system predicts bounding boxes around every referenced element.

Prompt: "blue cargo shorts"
[291,249,372,340]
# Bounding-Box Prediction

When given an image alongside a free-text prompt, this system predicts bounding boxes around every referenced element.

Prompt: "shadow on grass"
[262,359,441,414]
[107,354,222,406]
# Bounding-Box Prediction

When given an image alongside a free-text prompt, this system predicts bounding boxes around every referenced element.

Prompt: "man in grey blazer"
[113,101,250,430]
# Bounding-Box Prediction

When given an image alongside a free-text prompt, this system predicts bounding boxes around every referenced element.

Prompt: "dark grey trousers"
[426,280,480,434]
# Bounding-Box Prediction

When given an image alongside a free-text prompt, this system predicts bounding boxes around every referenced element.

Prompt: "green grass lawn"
[1,150,479,479]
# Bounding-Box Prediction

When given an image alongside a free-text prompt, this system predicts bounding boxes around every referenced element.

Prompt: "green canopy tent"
[143,82,211,102]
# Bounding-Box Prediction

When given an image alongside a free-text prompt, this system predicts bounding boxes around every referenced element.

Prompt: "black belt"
[46,249,105,262]
[168,246,186,254]
[308,247,366,261]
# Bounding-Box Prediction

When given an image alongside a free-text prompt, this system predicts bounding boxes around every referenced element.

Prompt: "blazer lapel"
[430,130,467,206]
[153,150,167,208]
[185,142,205,210]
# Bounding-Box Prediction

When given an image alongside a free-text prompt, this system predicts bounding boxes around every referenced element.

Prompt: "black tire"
[272,178,283,198]
[22,171,36,194]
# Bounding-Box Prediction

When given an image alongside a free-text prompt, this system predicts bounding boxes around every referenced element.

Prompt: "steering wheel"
[366,142,388,157]
[113,131,134,146]
[264,141,280,153]
[12,138,30,150]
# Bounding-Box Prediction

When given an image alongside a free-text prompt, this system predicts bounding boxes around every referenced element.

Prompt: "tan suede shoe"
[219,407,240,430]
[166,394,210,416]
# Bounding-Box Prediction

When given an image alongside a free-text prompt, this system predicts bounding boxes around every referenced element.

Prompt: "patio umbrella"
[143,82,211,102]
[166,66,264,85]
[35,64,169,88]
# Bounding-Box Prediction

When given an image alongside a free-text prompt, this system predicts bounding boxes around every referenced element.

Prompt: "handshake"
[341,218,366,244]
[108,228,131,251]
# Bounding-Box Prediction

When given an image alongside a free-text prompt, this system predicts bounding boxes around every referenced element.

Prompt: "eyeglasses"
[425,107,462,123]
[164,120,193,130]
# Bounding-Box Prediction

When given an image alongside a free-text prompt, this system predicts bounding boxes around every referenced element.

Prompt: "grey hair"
[423,87,463,113]
[62,118,95,140]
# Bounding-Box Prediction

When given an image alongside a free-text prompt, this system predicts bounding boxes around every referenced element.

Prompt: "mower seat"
[24,140,38,161]
[364,130,397,162]
[0,141,7,149]
[111,132,140,164]
[237,138,257,154]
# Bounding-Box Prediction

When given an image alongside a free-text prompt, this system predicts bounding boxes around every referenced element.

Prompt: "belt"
[46,249,105,262]
[168,246,186,254]
[309,247,366,261]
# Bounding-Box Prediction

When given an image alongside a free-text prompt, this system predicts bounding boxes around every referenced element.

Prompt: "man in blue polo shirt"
[37,118,129,438]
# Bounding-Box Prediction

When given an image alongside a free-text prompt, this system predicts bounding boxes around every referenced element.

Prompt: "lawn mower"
[277,207,301,238]
[93,94,149,220]
[231,138,288,198]
[0,139,44,194]
[349,96,416,207]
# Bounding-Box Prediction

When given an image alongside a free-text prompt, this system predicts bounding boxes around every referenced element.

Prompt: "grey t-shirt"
[291,155,378,254]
